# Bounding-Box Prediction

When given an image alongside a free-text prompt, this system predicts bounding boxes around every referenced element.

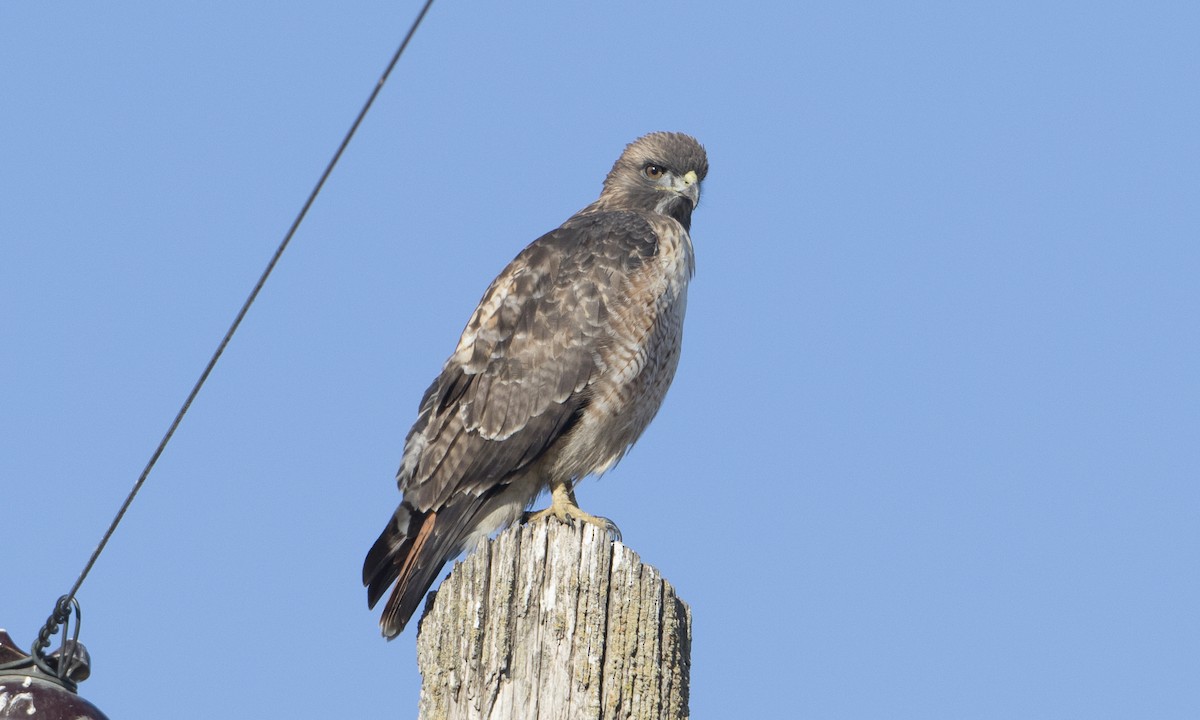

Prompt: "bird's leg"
[524,480,622,541]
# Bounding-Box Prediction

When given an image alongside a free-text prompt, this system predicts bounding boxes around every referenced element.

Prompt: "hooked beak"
[678,169,701,207]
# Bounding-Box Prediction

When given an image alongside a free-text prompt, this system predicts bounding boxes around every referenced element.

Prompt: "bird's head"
[598,132,708,230]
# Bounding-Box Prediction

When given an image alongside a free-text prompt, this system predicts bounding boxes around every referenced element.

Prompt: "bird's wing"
[398,210,660,510]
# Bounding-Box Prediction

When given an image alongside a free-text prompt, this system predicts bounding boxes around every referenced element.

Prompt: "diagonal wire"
[45,0,437,633]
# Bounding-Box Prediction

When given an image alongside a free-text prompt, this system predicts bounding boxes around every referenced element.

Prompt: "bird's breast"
[550,222,694,481]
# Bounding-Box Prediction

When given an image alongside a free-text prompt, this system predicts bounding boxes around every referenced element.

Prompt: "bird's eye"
[643,164,666,180]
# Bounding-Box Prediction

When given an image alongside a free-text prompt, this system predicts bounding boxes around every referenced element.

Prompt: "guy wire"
[43,0,438,637]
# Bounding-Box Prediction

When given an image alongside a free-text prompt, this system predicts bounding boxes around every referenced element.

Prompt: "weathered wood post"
[415,521,691,720]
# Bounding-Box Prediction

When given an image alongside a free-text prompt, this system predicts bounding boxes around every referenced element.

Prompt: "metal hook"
[29,595,89,689]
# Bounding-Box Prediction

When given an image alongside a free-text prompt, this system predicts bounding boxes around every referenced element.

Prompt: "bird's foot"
[523,485,622,542]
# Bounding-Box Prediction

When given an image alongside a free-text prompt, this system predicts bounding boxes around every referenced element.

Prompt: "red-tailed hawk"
[364,132,708,638]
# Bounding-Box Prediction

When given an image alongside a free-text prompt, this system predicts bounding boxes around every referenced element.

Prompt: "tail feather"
[363,497,489,638]
[363,502,419,609]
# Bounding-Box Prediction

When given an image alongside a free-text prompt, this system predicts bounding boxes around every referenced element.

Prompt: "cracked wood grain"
[416,521,690,720]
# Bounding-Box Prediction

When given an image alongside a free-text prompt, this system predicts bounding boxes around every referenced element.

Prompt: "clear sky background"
[3,2,1197,718]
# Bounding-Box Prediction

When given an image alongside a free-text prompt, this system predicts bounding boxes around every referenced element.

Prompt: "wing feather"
[396,211,659,512]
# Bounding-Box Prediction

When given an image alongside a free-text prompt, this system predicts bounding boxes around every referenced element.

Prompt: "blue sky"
[3,1,1198,717]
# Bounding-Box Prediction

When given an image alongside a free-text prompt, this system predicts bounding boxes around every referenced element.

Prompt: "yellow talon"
[525,481,622,541]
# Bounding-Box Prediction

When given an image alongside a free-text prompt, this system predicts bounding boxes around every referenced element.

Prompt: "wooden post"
[415,521,691,720]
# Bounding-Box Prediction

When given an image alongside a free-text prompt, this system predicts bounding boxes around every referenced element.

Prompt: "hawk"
[363,132,708,638]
